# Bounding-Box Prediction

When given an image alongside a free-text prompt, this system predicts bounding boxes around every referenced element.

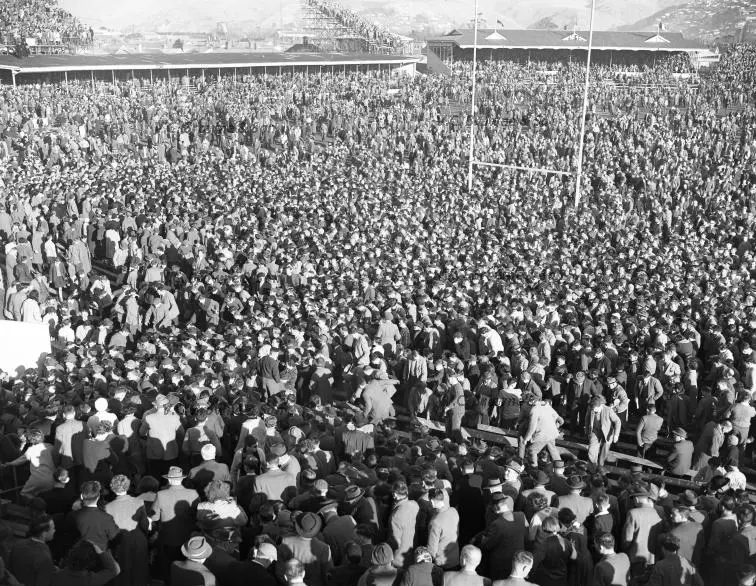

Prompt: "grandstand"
[299,0,418,55]
[427,29,706,68]
[0,0,92,55]
[0,51,419,85]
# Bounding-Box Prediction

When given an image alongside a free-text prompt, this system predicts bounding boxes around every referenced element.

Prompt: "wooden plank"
[415,417,446,433]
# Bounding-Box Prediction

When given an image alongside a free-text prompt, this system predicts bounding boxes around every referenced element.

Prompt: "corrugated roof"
[427,29,705,51]
[0,52,418,74]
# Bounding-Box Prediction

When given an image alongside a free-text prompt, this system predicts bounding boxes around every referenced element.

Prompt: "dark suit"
[226,560,278,586]
[8,538,54,586]
[666,440,694,476]
[70,506,120,551]
[171,560,217,586]
[479,513,527,580]
[451,475,485,545]
[646,553,702,586]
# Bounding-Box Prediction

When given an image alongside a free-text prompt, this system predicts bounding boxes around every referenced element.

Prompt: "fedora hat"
[671,427,687,439]
[181,536,212,560]
[294,512,323,538]
[483,477,503,490]
[505,460,525,475]
[343,485,365,503]
[678,490,699,507]
[163,466,186,480]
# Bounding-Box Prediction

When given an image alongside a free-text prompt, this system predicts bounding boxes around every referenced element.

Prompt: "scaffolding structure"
[299,0,415,55]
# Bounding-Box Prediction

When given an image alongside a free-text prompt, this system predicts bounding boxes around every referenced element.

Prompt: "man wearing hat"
[172,536,216,586]
[585,395,621,466]
[320,499,357,565]
[477,493,527,580]
[140,394,184,478]
[667,505,704,568]
[188,444,231,497]
[555,475,594,525]
[637,360,663,414]
[666,427,694,477]
[359,543,398,586]
[621,486,664,576]
[277,512,332,586]
[152,466,200,581]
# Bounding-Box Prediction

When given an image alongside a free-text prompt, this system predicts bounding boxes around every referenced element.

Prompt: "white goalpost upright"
[465,0,597,208]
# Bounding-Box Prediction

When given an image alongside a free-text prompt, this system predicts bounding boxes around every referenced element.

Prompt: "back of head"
[64,540,99,572]
[511,550,534,575]
[284,558,306,582]
[460,545,482,568]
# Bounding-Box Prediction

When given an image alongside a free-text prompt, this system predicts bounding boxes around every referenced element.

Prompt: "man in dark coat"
[477,494,527,580]
[69,481,119,551]
[8,515,56,586]
[227,542,278,586]
[451,460,486,545]
[666,428,694,476]
[645,534,703,586]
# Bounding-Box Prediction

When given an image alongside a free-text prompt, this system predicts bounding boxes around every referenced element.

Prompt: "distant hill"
[621,0,755,42]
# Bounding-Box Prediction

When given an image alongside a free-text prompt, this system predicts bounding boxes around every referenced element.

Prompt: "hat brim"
[295,521,323,538]
[181,543,212,559]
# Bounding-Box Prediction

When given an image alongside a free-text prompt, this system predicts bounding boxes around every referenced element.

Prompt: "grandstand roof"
[0,52,418,74]
[427,29,706,52]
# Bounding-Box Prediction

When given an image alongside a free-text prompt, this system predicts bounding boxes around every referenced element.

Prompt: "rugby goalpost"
[466,0,597,208]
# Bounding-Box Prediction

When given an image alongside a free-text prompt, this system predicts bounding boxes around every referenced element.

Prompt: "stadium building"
[426,29,706,68]
[0,52,418,86]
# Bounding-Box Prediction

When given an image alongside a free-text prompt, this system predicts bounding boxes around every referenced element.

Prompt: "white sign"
[0,321,52,376]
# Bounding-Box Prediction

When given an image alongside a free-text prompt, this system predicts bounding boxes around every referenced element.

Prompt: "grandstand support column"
[90,70,94,90]
[112,70,115,84]
[466,0,480,192]
[573,0,596,208]
[11,72,16,88]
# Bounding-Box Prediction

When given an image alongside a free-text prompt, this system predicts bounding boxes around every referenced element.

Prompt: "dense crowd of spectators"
[0,44,755,586]
[304,0,410,53]
[0,0,92,52]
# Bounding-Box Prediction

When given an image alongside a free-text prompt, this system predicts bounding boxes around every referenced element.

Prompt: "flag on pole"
[497,18,505,27]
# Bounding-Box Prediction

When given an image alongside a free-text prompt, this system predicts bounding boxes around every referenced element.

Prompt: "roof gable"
[645,34,670,43]
[562,32,587,42]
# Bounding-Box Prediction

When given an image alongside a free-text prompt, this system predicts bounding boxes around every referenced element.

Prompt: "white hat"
[201,444,217,460]
[94,398,109,412]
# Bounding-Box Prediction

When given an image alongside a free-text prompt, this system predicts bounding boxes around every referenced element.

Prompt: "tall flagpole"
[466,0,479,192]
[573,0,596,208]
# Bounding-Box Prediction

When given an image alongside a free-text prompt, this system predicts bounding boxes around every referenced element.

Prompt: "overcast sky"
[57,0,672,31]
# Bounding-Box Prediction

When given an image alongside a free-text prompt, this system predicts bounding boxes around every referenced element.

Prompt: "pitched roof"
[427,29,705,52]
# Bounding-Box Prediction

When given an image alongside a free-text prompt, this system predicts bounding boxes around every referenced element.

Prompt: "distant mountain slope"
[621,0,755,41]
